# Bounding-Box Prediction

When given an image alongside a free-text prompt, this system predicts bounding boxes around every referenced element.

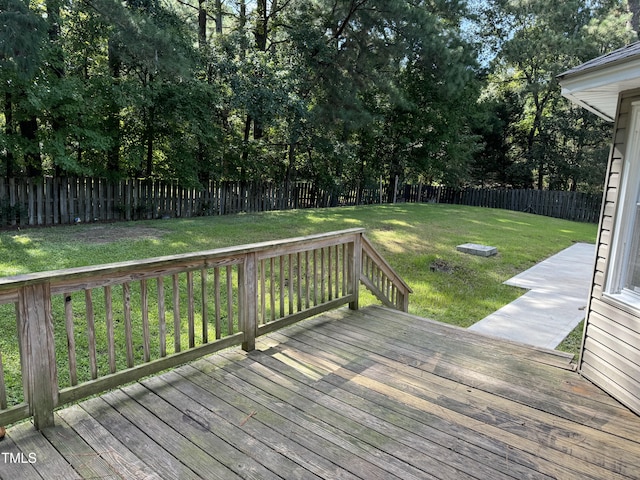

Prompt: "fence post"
[349,233,363,310]
[17,283,58,429]
[241,252,258,352]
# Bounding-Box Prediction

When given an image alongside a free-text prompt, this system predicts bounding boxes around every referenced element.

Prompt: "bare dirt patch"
[429,258,455,273]
[59,225,168,244]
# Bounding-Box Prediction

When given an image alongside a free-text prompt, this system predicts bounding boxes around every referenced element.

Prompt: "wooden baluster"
[328,247,333,301]
[350,235,362,310]
[279,255,285,318]
[141,279,151,362]
[288,253,294,315]
[313,249,318,307]
[104,286,116,374]
[335,245,340,300]
[0,349,6,409]
[260,259,266,324]
[157,277,167,357]
[226,266,233,335]
[270,257,276,322]
[123,282,134,368]
[201,269,208,344]
[172,274,181,353]
[342,243,347,296]
[85,289,98,379]
[382,276,387,300]
[296,252,302,312]
[214,267,221,339]
[304,251,310,309]
[321,248,326,304]
[187,272,195,348]
[64,293,78,384]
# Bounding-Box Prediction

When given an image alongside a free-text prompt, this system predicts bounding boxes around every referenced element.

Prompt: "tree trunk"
[146,119,154,178]
[4,92,15,177]
[255,0,268,51]
[387,165,402,203]
[536,159,544,190]
[241,114,252,168]
[252,0,268,140]
[629,0,640,36]
[239,0,247,30]
[198,0,207,50]
[215,0,223,33]
[286,142,296,184]
[526,91,549,190]
[20,117,43,177]
[107,37,122,175]
[47,0,65,176]
[197,0,210,183]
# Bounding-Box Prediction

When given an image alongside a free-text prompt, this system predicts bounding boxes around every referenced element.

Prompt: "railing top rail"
[0,228,366,292]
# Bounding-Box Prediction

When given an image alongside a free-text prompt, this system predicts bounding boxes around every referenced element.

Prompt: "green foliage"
[0,0,488,188]
[556,320,585,358]
[0,196,27,225]
[475,0,635,191]
[0,1,635,192]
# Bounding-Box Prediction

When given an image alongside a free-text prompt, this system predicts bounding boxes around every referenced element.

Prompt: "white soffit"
[560,57,640,122]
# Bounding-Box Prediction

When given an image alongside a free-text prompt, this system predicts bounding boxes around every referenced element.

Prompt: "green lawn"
[0,203,596,378]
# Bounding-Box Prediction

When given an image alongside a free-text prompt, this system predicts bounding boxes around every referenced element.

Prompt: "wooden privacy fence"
[0,228,411,430]
[0,177,381,227]
[403,185,602,223]
[0,177,601,228]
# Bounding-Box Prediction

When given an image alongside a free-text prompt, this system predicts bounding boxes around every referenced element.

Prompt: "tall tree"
[479,0,633,190]
[0,0,46,176]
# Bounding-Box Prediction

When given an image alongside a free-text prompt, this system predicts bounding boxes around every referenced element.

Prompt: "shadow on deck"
[3,305,640,480]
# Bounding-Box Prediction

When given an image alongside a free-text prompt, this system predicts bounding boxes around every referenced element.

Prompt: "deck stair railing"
[360,235,412,311]
[0,228,411,430]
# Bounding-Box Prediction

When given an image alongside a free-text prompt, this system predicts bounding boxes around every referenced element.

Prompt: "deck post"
[349,233,362,310]
[399,291,409,312]
[17,283,58,429]
[241,252,258,352]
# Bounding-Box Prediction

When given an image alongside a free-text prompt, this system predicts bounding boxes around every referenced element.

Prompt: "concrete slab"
[457,243,498,257]
[468,242,595,350]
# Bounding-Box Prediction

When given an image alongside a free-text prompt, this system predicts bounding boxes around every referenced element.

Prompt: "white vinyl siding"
[581,92,640,416]
[605,100,640,308]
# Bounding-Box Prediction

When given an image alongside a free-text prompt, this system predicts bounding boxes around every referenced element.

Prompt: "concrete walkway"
[468,242,596,349]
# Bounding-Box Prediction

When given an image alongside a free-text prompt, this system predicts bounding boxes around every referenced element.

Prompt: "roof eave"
[559,90,615,122]
[559,56,640,122]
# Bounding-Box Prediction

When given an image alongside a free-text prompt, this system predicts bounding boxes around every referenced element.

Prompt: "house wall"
[580,90,640,415]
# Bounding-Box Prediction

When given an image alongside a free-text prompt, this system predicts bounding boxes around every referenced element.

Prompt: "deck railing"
[0,228,410,430]
[361,235,412,311]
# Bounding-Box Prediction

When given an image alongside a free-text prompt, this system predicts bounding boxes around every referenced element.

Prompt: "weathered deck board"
[344,306,640,437]
[261,310,637,479]
[57,403,165,480]
[3,305,640,480]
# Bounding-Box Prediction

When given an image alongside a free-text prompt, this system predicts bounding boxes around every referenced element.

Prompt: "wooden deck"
[2,305,640,480]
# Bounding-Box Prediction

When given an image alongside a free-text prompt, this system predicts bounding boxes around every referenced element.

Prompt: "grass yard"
[0,203,596,402]
[1,203,597,326]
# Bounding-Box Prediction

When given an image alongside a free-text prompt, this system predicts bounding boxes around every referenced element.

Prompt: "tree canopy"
[0,0,636,192]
